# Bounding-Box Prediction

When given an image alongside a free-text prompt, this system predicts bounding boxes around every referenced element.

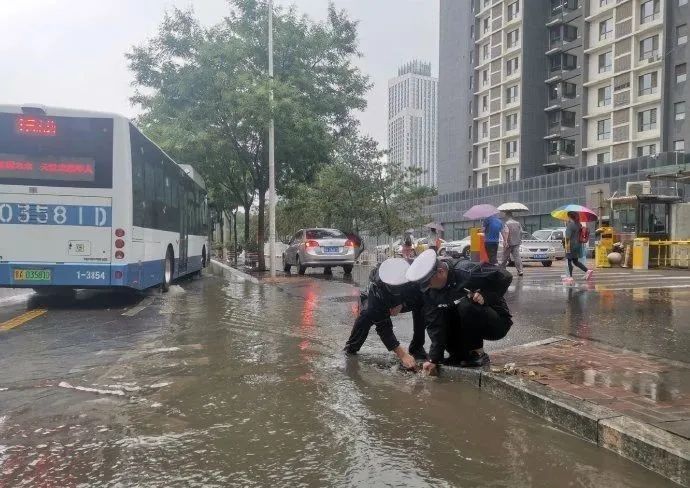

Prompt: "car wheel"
[462,247,470,260]
[297,257,306,275]
[541,261,553,267]
[343,264,353,274]
[162,247,174,292]
[283,255,291,273]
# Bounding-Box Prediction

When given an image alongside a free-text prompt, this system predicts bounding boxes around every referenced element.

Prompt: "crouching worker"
[344,258,427,370]
[405,250,513,376]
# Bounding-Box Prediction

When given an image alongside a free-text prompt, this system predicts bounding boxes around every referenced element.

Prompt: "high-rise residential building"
[437,0,690,190]
[387,61,438,187]
[437,0,475,194]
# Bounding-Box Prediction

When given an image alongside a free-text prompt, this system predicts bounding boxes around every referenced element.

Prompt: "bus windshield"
[0,113,113,188]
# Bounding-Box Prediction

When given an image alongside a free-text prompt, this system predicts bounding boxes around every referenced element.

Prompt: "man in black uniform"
[344,258,427,370]
[405,250,513,376]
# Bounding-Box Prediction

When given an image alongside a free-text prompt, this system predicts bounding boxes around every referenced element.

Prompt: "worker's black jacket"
[424,260,513,363]
[360,265,424,349]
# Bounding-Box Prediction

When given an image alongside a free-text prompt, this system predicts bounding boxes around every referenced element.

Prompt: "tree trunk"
[243,202,251,246]
[257,190,266,272]
[233,209,238,266]
[218,211,224,261]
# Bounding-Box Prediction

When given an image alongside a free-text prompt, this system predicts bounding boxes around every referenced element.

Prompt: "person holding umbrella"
[552,205,595,284]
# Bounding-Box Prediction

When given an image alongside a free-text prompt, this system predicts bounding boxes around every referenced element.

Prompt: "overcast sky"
[1,0,438,146]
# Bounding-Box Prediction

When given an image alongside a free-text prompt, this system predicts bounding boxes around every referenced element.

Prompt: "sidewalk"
[459,337,690,486]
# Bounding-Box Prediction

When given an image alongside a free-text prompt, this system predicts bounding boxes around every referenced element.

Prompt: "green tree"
[127,1,369,270]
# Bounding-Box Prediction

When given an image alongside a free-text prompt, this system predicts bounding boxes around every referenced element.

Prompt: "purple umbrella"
[463,204,499,220]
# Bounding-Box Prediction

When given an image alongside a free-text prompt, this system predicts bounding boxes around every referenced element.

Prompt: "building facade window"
[482,95,489,111]
[600,0,611,6]
[563,82,577,98]
[482,69,489,86]
[481,172,488,187]
[483,17,490,35]
[482,121,489,138]
[676,63,687,83]
[505,168,517,182]
[675,101,686,120]
[640,0,660,24]
[548,83,560,100]
[507,57,519,75]
[598,85,612,106]
[564,25,578,42]
[470,76,474,89]
[507,29,520,48]
[562,110,576,127]
[481,146,488,164]
[506,85,519,103]
[599,51,612,73]
[599,18,613,40]
[563,53,577,70]
[506,140,518,158]
[639,35,659,60]
[678,24,688,45]
[680,0,689,6]
[482,43,490,60]
[637,144,657,156]
[550,54,562,72]
[637,108,657,131]
[597,152,611,164]
[505,113,518,131]
[638,72,658,95]
[674,140,685,151]
[597,118,611,140]
[507,1,520,21]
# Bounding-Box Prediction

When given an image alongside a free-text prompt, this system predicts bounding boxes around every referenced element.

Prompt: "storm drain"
[329,295,360,303]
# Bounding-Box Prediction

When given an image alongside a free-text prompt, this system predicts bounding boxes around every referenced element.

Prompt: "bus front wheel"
[162,248,174,292]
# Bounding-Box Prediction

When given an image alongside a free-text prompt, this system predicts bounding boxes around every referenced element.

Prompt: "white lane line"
[122,297,155,317]
[592,284,690,291]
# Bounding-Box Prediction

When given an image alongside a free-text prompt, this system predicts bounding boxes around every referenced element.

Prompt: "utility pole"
[268,0,277,277]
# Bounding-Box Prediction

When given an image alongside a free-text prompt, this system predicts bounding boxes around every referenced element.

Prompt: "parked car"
[440,236,471,259]
[283,228,355,275]
[531,228,566,260]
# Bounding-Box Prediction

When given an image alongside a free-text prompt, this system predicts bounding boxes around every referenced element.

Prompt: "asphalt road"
[0,264,686,486]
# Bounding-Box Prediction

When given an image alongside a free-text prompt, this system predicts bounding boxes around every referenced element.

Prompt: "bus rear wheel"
[162,248,174,292]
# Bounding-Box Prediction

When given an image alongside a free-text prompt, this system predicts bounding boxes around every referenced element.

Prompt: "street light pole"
[268,0,277,278]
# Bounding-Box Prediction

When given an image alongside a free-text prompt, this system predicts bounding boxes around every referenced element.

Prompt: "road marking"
[122,297,155,317]
[593,284,690,291]
[0,309,47,331]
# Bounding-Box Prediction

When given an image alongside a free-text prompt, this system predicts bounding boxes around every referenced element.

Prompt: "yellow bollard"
[632,238,649,270]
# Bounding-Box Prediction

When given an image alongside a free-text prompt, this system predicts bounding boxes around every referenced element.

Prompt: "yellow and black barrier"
[646,240,690,269]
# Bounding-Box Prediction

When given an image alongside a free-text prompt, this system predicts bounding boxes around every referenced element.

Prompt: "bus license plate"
[324,247,339,254]
[13,269,51,282]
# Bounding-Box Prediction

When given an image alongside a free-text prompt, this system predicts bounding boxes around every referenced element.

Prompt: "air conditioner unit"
[626,181,651,196]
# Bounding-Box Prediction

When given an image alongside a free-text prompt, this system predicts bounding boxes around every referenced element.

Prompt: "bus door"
[178,188,189,274]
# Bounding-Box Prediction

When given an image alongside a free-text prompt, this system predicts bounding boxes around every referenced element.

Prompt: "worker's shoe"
[585,270,594,281]
[460,351,490,368]
[442,355,464,366]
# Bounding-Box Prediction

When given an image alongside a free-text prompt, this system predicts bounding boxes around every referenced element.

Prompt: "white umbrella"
[497,202,529,212]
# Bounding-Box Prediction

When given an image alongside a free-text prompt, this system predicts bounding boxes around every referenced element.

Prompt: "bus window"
[143,157,155,228]
[132,146,146,227]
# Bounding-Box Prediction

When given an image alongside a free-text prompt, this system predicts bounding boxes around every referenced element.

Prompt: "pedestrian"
[500,211,524,276]
[346,232,364,260]
[428,226,439,253]
[564,211,593,284]
[482,213,503,264]
[406,250,513,376]
[401,234,416,262]
[344,258,427,370]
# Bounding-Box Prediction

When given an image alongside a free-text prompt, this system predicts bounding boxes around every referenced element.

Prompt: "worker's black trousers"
[344,295,425,353]
[445,300,511,357]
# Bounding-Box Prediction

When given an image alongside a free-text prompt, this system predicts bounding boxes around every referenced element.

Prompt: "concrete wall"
[437,0,474,194]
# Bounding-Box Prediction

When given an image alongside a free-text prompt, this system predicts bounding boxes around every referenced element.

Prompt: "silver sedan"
[283,228,355,275]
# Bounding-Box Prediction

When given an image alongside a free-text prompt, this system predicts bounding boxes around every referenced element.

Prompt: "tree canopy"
[127,0,370,267]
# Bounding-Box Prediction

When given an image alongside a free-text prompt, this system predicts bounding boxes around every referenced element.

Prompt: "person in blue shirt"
[482,214,503,264]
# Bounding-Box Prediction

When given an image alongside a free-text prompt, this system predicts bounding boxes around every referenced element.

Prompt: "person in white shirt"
[500,212,524,276]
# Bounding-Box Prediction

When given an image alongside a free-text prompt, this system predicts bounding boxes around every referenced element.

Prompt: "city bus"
[0,104,209,292]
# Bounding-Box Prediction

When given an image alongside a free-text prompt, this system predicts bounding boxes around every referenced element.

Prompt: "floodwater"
[0,270,679,487]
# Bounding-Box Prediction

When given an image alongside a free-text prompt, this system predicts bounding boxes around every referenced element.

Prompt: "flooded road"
[0,270,680,487]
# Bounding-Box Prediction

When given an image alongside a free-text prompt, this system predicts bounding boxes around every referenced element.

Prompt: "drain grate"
[329,295,360,303]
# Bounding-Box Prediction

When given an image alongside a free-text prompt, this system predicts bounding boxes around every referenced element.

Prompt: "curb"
[359,348,689,486]
[476,370,689,487]
[210,259,260,284]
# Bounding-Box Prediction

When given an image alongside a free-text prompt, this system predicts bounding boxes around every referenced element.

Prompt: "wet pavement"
[0,266,684,486]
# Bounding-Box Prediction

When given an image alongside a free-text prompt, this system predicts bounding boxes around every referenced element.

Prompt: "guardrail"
[648,241,690,269]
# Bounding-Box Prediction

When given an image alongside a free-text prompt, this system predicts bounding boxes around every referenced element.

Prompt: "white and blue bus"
[0,104,209,292]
